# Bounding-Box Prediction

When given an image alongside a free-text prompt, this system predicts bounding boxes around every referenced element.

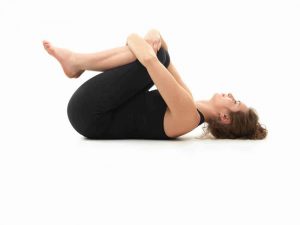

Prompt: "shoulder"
[163,105,201,138]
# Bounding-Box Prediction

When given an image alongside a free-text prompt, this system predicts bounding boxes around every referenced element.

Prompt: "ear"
[219,112,231,124]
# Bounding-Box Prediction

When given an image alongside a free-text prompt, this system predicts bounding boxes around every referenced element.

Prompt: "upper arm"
[145,57,197,118]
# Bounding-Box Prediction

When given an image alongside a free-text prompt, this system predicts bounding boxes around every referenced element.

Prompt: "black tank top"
[104,89,205,139]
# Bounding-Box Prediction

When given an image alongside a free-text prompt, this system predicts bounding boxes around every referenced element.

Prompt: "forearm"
[127,33,157,66]
[142,30,193,98]
[129,30,192,98]
[167,63,193,99]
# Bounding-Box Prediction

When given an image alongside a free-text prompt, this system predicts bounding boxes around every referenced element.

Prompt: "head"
[205,93,267,139]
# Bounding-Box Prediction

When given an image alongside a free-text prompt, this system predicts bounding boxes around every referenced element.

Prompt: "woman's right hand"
[144,29,162,53]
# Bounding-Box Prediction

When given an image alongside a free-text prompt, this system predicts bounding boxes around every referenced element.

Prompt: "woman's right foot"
[42,40,84,78]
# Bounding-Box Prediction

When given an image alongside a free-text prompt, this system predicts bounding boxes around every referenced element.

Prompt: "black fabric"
[197,109,205,126]
[67,48,174,139]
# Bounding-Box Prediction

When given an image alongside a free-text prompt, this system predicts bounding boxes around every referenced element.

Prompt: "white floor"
[1,1,300,224]
[1,120,299,225]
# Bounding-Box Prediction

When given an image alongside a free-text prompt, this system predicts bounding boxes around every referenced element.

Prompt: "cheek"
[219,98,232,110]
[217,95,227,105]
[212,94,232,110]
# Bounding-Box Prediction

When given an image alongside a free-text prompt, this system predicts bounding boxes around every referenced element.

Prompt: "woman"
[42,29,267,140]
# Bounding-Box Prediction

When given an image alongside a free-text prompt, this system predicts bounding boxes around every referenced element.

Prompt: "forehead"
[229,94,248,113]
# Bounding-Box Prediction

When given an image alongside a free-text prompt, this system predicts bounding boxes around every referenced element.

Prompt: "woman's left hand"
[144,29,162,53]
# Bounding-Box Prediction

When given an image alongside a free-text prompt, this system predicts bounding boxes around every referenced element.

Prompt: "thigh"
[69,47,171,113]
[67,48,171,138]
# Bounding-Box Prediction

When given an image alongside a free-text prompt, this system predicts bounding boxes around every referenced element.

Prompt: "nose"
[228,93,234,100]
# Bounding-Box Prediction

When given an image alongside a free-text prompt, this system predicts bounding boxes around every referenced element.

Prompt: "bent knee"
[157,48,170,68]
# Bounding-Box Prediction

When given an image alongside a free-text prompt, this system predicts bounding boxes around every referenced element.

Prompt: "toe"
[43,40,51,48]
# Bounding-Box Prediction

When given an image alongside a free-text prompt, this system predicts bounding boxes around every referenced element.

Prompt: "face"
[211,92,249,123]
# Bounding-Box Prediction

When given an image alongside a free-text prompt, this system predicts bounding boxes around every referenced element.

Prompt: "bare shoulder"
[163,106,201,138]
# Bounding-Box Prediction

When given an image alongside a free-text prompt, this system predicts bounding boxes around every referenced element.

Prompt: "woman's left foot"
[42,40,84,78]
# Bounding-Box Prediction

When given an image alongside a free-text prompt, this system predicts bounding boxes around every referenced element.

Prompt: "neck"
[195,100,218,121]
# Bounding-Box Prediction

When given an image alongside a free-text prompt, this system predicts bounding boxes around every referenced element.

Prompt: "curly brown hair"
[206,108,267,140]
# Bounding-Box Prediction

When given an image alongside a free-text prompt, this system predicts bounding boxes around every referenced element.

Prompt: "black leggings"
[67,48,170,138]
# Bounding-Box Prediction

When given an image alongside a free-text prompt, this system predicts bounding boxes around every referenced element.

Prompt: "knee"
[157,48,171,68]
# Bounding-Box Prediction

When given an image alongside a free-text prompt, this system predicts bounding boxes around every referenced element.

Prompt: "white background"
[0,0,299,224]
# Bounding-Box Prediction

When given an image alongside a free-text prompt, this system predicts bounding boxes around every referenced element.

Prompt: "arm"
[127,33,157,65]
[144,29,193,99]
[127,33,196,117]
[166,63,193,99]
[144,28,168,51]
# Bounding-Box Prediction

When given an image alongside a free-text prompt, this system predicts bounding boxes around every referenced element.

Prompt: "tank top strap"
[196,108,205,126]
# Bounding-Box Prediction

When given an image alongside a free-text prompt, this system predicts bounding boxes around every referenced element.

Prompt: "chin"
[211,93,221,101]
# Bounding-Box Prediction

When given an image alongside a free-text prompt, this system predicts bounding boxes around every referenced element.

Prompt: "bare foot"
[42,40,84,78]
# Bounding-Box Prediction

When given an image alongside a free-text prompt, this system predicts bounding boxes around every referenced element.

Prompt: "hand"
[144,29,162,53]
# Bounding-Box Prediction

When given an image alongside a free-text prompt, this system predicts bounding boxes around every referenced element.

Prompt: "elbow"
[127,33,138,43]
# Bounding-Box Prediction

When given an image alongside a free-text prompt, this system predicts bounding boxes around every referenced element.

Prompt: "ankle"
[72,53,84,70]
